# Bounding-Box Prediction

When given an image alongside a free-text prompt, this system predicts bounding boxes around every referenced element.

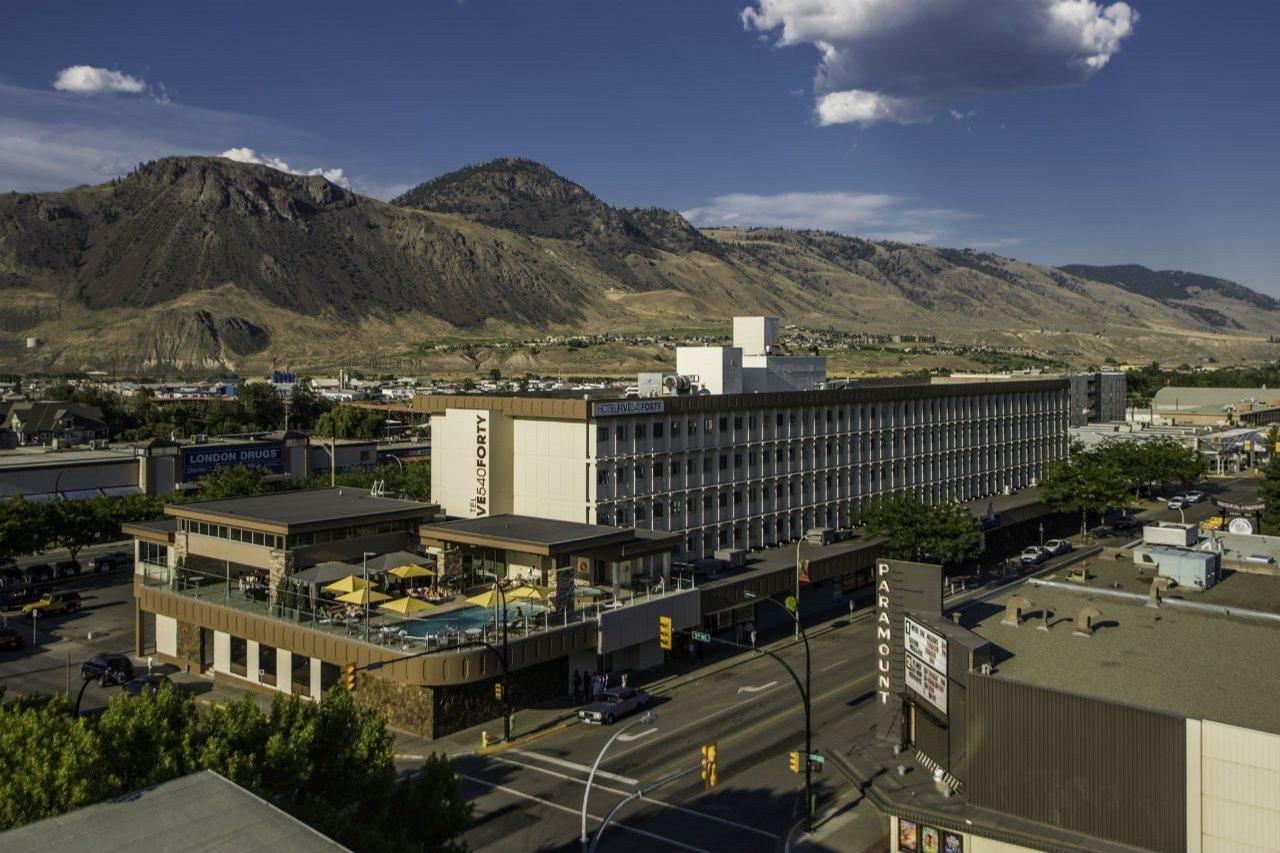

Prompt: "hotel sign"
[592,400,665,417]
[469,412,489,517]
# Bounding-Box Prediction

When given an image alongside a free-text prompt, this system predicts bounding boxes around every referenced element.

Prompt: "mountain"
[1,155,1278,374]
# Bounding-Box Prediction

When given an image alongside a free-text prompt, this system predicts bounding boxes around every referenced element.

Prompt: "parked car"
[122,673,172,697]
[1184,490,1205,504]
[89,551,132,573]
[23,563,53,583]
[579,687,651,725]
[54,560,81,579]
[0,585,44,610]
[1167,496,1189,510]
[21,591,82,618]
[82,652,135,685]
[1019,546,1049,566]
[1043,539,1072,556]
[1110,515,1141,532]
[0,626,24,651]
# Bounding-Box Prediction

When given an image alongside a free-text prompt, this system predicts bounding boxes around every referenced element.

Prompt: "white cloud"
[53,65,147,95]
[682,190,985,243]
[219,146,351,189]
[742,0,1138,125]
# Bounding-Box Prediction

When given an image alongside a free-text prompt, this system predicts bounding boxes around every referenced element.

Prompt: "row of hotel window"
[596,402,1062,443]
[178,518,417,550]
[596,443,1053,485]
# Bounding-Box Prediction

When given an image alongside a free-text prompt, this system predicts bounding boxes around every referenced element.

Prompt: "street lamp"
[793,540,806,640]
[362,551,376,642]
[580,711,655,850]
[744,589,814,830]
[481,570,512,742]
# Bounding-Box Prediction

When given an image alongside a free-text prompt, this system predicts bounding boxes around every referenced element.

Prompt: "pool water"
[399,603,548,637]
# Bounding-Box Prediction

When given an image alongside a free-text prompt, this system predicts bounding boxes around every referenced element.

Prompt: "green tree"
[95,685,199,789]
[1259,455,1280,535]
[857,492,982,567]
[287,379,332,430]
[43,499,113,565]
[0,498,45,564]
[237,382,286,430]
[192,465,275,500]
[1040,443,1132,538]
[316,406,386,440]
[0,693,112,829]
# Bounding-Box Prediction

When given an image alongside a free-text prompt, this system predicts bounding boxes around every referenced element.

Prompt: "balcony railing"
[137,560,695,653]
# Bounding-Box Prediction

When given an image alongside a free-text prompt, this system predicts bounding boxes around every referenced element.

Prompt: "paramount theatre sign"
[876,560,894,705]
[469,413,489,517]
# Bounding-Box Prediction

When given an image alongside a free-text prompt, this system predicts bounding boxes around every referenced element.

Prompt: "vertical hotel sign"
[470,412,489,517]
[876,560,892,705]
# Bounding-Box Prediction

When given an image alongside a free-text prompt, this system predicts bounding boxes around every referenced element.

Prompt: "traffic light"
[788,750,801,774]
[658,615,673,651]
[494,682,504,702]
[700,742,718,789]
[342,663,357,691]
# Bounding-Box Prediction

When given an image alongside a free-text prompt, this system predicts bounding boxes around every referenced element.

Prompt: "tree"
[287,379,332,430]
[43,499,112,566]
[1040,443,1132,538]
[192,465,274,500]
[316,406,386,440]
[857,492,982,568]
[95,685,198,789]
[237,382,285,431]
[0,498,45,565]
[1259,455,1280,535]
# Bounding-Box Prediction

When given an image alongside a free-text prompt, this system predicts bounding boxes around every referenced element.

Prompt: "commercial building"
[936,370,1124,427]
[424,377,1069,561]
[1146,386,1280,427]
[842,557,1280,853]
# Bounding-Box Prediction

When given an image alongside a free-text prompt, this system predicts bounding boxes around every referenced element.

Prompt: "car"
[82,652,135,685]
[0,585,44,610]
[1184,490,1205,504]
[23,563,53,583]
[89,551,132,573]
[122,673,172,697]
[1043,539,1072,556]
[54,560,81,579]
[1167,496,1189,510]
[0,626,24,651]
[21,591,82,618]
[579,687,651,725]
[1110,515,1141,532]
[1019,546,1049,566]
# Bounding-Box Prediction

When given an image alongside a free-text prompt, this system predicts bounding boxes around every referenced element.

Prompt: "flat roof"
[421,514,642,554]
[167,488,436,534]
[0,447,136,470]
[962,561,1280,734]
[408,378,1067,421]
[0,770,346,852]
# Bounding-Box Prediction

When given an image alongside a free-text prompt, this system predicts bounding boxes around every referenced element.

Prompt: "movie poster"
[922,825,940,853]
[943,831,964,853]
[898,819,918,851]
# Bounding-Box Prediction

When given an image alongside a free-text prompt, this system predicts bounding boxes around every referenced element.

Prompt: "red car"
[0,626,24,651]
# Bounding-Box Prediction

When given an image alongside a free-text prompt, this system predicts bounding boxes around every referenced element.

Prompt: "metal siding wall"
[966,674,1186,853]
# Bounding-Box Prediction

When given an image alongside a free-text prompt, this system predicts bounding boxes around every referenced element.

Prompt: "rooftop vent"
[1001,595,1033,627]
[1073,606,1102,638]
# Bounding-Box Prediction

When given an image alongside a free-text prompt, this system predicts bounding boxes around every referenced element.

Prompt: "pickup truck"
[579,687,651,725]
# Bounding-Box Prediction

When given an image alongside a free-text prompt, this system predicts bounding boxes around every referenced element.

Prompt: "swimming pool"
[398,602,548,637]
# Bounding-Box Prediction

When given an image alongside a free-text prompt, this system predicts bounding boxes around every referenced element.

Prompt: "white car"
[1019,546,1049,565]
[1167,496,1189,510]
[1043,539,1072,556]
[1184,490,1205,503]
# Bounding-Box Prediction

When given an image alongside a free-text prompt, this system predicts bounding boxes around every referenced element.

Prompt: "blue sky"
[2,1,1276,292]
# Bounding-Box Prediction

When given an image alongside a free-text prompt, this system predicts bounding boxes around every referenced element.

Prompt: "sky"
[1,1,1277,292]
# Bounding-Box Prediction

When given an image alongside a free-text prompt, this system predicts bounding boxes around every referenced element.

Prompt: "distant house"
[0,401,109,446]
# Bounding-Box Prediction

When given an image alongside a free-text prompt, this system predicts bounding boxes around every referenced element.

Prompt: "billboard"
[469,412,490,517]
[905,617,948,674]
[905,653,948,715]
[181,443,283,480]
[592,400,665,417]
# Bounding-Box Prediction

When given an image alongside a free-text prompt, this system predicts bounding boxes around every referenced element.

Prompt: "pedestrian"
[620,672,628,689]
[572,670,582,701]
[750,625,757,647]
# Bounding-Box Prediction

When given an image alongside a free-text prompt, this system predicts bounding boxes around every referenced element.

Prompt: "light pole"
[362,551,375,642]
[793,540,805,640]
[745,589,814,829]
[481,571,511,742]
[580,711,655,850]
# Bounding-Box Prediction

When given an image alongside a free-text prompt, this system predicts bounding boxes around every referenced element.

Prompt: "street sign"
[808,753,825,763]
[691,631,710,643]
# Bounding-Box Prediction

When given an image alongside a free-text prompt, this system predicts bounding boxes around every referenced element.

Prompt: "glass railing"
[137,561,696,653]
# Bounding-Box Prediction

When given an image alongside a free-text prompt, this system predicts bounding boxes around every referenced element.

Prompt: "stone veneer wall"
[355,656,571,739]
[175,619,202,668]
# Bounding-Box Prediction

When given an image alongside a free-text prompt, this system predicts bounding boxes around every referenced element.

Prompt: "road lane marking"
[483,756,779,841]
[617,727,658,742]
[737,680,778,695]
[458,773,712,853]
[819,659,849,672]
[512,749,639,786]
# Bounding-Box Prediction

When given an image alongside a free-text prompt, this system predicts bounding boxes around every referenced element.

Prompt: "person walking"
[572,669,582,701]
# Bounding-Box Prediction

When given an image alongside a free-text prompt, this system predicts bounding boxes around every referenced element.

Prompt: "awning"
[102,486,144,498]
[290,561,363,588]
[62,488,105,501]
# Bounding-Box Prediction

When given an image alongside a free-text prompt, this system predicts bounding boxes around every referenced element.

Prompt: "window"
[687,497,695,512]
[733,490,742,505]
[718,492,728,508]
[703,457,712,473]
[749,415,757,429]
[776,413,784,427]
[704,419,714,433]
[616,466,626,483]
[654,502,665,518]
[636,424,647,440]
[733,416,743,430]
[671,421,680,437]
[635,505,646,521]
[703,494,713,510]
[598,469,609,485]
[597,426,608,441]
[653,462,664,478]
[615,425,627,440]
[719,454,728,470]
[719,417,728,432]
[686,459,695,474]
[671,461,679,475]
[636,465,646,481]
[653,422,664,438]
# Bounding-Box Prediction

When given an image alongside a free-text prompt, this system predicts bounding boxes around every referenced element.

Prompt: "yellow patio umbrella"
[507,585,550,601]
[335,588,391,605]
[380,596,438,615]
[323,575,376,594]
[388,564,434,580]
[466,589,501,608]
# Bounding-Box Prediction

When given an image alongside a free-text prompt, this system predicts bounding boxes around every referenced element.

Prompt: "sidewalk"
[790,791,888,853]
